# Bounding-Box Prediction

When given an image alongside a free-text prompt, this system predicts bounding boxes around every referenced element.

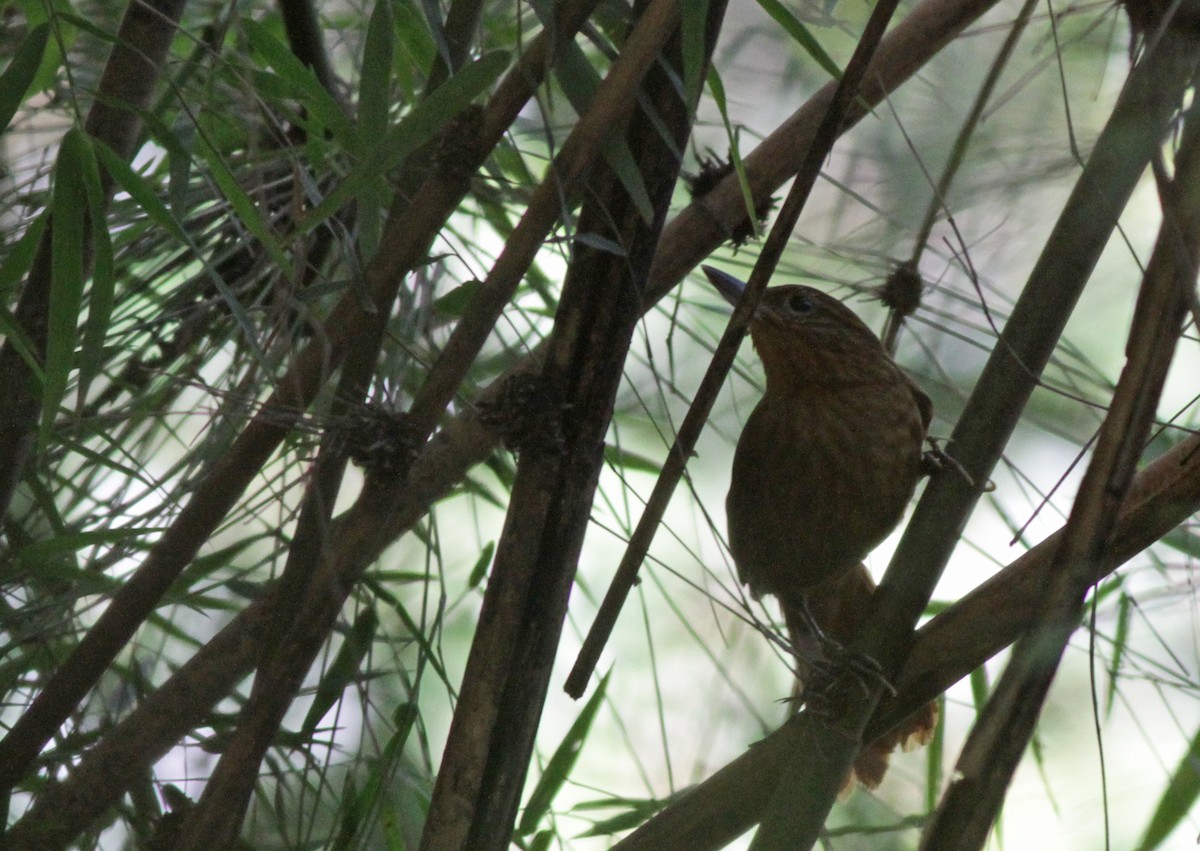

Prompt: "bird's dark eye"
[786,292,814,315]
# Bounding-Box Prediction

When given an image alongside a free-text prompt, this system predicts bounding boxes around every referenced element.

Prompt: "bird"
[703,264,938,790]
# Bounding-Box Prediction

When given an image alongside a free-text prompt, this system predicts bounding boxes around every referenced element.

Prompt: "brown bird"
[703,265,937,790]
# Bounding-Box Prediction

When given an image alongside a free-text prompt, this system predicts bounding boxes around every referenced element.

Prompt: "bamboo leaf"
[18,2,71,93]
[0,214,48,373]
[0,22,49,135]
[575,794,679,838]
[603,442,661,475]
[332,702,419,851]
[706,67,758,240]
[466,541,495,589]
[76,130,113,413]
[1,527,156,573]
[392,2,437,99]
[516,671,610,837]
[42,127,90,450]
[548,36,654,222]
[167,115,195,219]
[1137,723,1200,850]
[755,0,842,80]
[357,0,396,260]
[192,122,291,271]
[91,140,269,368]
[300,606,380,738]
[242,19,356,145]
[1106,590,1131,716]
[601,134,655,223]
[679,0,709,108]
[926,695,945,812]
[302,50,511,232]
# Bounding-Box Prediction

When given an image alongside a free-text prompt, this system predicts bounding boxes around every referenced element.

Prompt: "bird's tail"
[782,563,938,792]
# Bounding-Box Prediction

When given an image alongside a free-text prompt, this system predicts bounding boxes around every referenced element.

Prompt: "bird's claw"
[922,438,993,491]
[811,638,895,700]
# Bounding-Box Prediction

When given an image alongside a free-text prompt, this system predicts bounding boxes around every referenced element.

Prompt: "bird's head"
[701,265,891,390]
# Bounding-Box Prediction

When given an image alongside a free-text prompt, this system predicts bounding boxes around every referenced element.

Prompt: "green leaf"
[42,127,90,450]
[76,131,113,412]
[1137,722,1200,849]
[242,19,356,146]
[755,0,842,80]
[333,772,363,849]
[549,38,654,222]
[192,122,291,271]
[1162,525,1200,559]
[926,695,945,812]
[679,0,709,109]
[359,0,395,151]
[432,279,480,317]
[332,702,419,851]
[968,663,989,708]
[300,606,380,738]
[600,134,655,223]
[392,1,437,99]
[706,68,759,240]
[0,214,48,374]
[17,2,71,94]
[603,442,661,475]
[0,23,49,135]
[302,50,511,232]
[356,0,396,260]
[574,231,627,256]
[91,140,269,368]
[0,211,47,296]
[167,115,195,219]
[574,794,679,838]
[1106,590,1131,715]
[516,671,610,837]
[466,541,495,589]
[0,527,156,579]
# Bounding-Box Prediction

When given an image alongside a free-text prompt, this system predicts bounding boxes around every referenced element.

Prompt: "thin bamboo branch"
[882,0,1039,352]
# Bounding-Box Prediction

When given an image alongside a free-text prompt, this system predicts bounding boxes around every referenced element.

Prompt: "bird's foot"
[808,638,895,701]
[921,438,994,491]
